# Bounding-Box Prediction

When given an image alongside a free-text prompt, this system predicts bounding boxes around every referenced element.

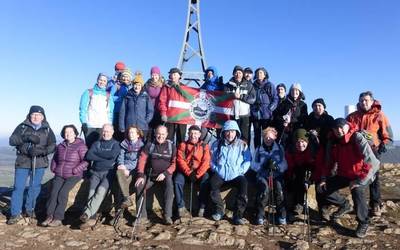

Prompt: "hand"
[135,177,145,187]
[304,180,310,190]
[234,92,241,99]
[29,147,43,157]
[156,173,166,182]
[22,134,40,145]
[124,169,130,177]
[317,181,327,193]
[283,122,289,127]
[161,115,168,122]
[72,167,79,175]
[378,143,387,154]
[189,171,197,182]
[117,165,127,170]
[309,129,318,137]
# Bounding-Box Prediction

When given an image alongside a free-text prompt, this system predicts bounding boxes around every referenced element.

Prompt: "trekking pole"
[303,170,311,243]
[131,167,152,241]
[113,207,125,235]
[269,170,275,236]
[30,154,37,222]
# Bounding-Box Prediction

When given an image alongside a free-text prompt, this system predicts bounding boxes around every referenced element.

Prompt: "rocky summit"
[1,163,400,249]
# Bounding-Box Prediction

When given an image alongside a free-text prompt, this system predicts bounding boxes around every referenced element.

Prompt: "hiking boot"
[278,217,287,225]
[211,213,223,221]
[293,204,303,215]
[255,215,265,225]
[135,217,150,225]
[371,204,382,217]
[24,211,36,219]
[178,207,190,218]
[233,215,245,225]
[197,208,205,217]
[6,215,22,225]
[40,216,53,227]
[80,213,89,223]
[355,223,369,238]
[48,219,62,227]
[121,197,132,209]
[164,216,173,225]
[331,201,352,220]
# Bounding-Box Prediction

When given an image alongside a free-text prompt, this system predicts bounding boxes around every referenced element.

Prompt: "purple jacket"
[50,138,88,178]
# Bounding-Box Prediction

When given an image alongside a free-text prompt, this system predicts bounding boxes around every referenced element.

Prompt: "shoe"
[317,207,330,222]
[48,219,62,227]
[371,205,382,217]
[293,204,303,215]
[178,207,190,217]
[256,217,264,225]
[41,216,53,227]
[6,215,22,225]
[24,211,36,219]
[164,216,173,225]
[212,213,223,221]
[355,223,368,238]
[233,215,245,225]
[80,213,89,223]
[197,208,205,217]
[121,197,132,209]
[331,201,352,220]
[278,217,287,225]
[135,217,149,225]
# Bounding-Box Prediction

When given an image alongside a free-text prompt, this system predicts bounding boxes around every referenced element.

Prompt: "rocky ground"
[0,163,400,250]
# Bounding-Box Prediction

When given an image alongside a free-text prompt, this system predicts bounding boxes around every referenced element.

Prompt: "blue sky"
[1,0,399,140]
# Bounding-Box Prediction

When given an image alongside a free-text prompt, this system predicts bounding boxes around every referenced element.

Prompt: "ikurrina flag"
[166,85,234,128]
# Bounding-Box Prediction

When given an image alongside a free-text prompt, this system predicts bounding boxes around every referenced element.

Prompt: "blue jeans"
[10,167,46,216]
[174,171,210,209]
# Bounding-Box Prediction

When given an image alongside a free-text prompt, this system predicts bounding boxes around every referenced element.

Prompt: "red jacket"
[286,146,325,182]
[176,140,211,178]
[347,100,393,150]
[158,81,183,117]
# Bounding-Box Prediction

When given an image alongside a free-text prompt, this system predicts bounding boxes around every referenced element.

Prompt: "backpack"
[88,88,111,106]
[148,140,174,158]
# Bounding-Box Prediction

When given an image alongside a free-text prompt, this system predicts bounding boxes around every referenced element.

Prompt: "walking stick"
[30,154,37,221]
[303,170,311,243]
[266,162,275,236]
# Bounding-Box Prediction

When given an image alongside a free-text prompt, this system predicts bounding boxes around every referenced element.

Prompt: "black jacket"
[85,139,120,171]
[9,119,56,169]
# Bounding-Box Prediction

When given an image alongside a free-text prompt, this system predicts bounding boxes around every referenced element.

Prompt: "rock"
[177,228,186,235]
[394,228,400,234]
[148,224,165,234]
[386,200,399,210]
[181,238,204,245]
[206,232,218,244]
[20,231,40,238]
[216,222,233,235]
[346,238,363,245]
[234,225,249,236]
[317,227,335,236]
[290,240,309,250]
[335,238,342,244]
[176,234,194,240]
[65,241,86,247]
[210,234,235,247]
[153,231,172,241]
[190,217,215,225]
[384,228,393,234]
[250,243,264,250]
[37,234,51,242]
[235,238,246,249]
[322,243,331,249]
[384,183,396,187]
[155,244,170,249]
[80,246,89,250]
[185,227,211,235]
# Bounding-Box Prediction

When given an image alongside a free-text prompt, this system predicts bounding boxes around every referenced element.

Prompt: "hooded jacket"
[211,120,251,181]
[51,138,88,178]
[252,141,287,179]
[79,84,114,128]
[201,66,224,91]
[176,140,211,179]
[250,79,278,120]
[118,89,154,132]
[346,100,393,151]
[117,138,144,171]
[9,117,56,169]
[224,78,256,118]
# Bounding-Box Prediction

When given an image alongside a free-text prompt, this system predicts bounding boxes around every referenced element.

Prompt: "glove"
[161,115,168,122]
[22,134,40,145]
[378,143,387,155]
[304,180,311,190]
[29,147,44,157]
[189,171,197,182]
[263,159,278,171]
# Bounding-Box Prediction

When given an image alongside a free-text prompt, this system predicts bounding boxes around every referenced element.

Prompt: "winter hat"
[28,105,46,118]
[150,66,161,75]
[244,67,253,74]
[290,83,302,93]
[232,65,244,75]
[254,67,269,80]
[115,61,126,71]
[120,68,133,80]
[188,125,201,132]
[312,98,326,109]
[276,83,287,91]
[132,71,144,86]
[332,118,347,128]
[168,67,182,75]
[293,128,309,143]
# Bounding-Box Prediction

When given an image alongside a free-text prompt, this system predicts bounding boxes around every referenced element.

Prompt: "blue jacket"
[117,139,144,171]
[211,120,251,181]
[250,80,278,120]
[113,84,132,114]
[79,84,114,127]
[252,141,288,179]
[201,66,224,91]
[118,89,154,132]
[85,138,120,172]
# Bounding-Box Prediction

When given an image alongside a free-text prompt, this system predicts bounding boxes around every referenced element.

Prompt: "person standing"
[346,91,393,216]
[209,120,251,225]
[8,105,56,224]
[201,66,224,91]
[305,98,334,146]
[250,67,278,149]
[79,73,114,148]
[41,125,88,227]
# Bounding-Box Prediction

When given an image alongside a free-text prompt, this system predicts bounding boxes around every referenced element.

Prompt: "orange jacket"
[347,100,393,150]
[176,140,211,179]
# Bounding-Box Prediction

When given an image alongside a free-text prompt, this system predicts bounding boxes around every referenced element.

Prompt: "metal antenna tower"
[177,0,207,87]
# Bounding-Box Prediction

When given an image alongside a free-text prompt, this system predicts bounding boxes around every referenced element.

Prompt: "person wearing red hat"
[106,61,126,91]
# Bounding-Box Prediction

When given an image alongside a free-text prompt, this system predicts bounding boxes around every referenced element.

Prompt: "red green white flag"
[166,85,234,128]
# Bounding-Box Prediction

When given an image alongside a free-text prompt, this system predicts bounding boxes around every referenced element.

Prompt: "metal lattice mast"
[177,0,207,86]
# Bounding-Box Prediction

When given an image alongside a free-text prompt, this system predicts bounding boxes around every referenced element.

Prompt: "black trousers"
[317,175,369,224]
[256,175,286,219]
[251,118,272,149]
[166,123,187,145]
[46,176,81,220]
[209,173,248,218]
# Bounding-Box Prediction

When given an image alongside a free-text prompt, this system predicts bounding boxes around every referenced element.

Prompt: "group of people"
[7,61,393,239]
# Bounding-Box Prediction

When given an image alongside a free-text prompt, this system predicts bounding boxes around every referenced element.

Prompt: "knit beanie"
[168,67,182,75]
[332,118,347,128]
[254,67,269,80]
[276,83,287,92]
[115,61,126,71]
[27,105,46,119]
[232,65,244,75]
[290,83,302,93]
[312,98,326,109]
[150,66,161,75]
[188,125,201,132]
[293,128,309,143]
[244,67,253,74]
[132,71,144,86]
[120,68,133,80]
